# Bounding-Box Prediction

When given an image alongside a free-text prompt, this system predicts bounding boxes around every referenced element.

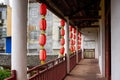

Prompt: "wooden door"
[84,49,95,59]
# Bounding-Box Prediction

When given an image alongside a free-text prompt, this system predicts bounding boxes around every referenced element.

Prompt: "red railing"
[27,56,67,80]
[70,53,76,71]
[5,70,17,80]
[78,50,82,62]
[5,51,82,80]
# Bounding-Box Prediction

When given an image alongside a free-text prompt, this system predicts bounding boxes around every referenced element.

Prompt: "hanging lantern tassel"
[60,19,65,26]
[60,38,65,45]
[40,3,47,16]
[39,34,46,47]
[40,19,46,31]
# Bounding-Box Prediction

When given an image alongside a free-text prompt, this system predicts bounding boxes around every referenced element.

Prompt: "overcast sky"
[0,0,8,4]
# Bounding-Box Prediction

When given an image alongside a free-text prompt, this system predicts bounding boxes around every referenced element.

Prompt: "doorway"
[84,49,95,59]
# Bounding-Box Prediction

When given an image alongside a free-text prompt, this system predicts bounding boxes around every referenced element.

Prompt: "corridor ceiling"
[37,0,101,29]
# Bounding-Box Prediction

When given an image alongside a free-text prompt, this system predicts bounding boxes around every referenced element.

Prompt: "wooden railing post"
[27,56,67,80]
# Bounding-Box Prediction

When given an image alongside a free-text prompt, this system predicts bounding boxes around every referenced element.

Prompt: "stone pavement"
[64,59,105,80]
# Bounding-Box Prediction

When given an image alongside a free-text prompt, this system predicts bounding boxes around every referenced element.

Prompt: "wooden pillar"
[105,8,111,80]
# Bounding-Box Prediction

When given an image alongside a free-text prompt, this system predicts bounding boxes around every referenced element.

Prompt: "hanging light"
[39,34,46,46]
[39,3,47,64]
[74,34,76,39]
[60,28,65,36]
[60,47,65,55]
[70,40,73,45]
[59,19,65,56]
[40,19,46,30]
[69,32,73,38]
[70,46,73,52]
[40,3,47,15]
[74,28,76,33]
[60,19,65,26]
[60,38,65,45]
[69,26,72,31]
[39,49,46,61]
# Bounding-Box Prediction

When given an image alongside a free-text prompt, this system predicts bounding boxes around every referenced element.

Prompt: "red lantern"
[39,49,46,61]
[79,32,81,36]
[60,38,65,45]
[39,34,46,46]
[69,26,72,31]
[78,41,81,44]
[60,47,65,54]
[73,46,75,51]
[70,46,73,52]
[78,46,81,49]
[74,35,76,39]
[40,3,47,15]
[80,37,82,41]
[40,19,46,30]
[69,33,73,38]
[60,29,65,36]
[60,19,65,26]
[73,40,75,45]
[78,37,80,40]
[70,40,73,45]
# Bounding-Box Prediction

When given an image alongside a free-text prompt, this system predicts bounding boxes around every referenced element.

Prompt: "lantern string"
[39,3,47,65]
[59,19,65,57]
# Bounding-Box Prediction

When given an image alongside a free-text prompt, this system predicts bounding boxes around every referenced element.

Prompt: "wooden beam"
[69,0,97,16]
[70,16,101,20]
[39,0,65,19]
[73,0,78,8]
[61,0,70,10]
[29,0,37,3]
[78,25,99,28]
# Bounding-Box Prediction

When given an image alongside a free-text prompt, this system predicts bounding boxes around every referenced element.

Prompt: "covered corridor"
[4,0,120,80]
[64,59,105,80]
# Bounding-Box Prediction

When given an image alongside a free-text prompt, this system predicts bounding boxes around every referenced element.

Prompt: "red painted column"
[105,11,111,80]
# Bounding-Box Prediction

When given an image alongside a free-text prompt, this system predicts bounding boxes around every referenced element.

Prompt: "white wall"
[81,28,98,59]
[111,0,120,79]
[52,14,60,55]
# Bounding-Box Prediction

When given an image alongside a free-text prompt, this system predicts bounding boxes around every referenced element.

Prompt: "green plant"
[0,69,11,80]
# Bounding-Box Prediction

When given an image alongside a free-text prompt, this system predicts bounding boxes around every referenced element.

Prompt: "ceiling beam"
[78,25,99,28]
[69,0,97,16]
[70,16,101,20]
[73,0,78,8]
[61,0,70,10]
